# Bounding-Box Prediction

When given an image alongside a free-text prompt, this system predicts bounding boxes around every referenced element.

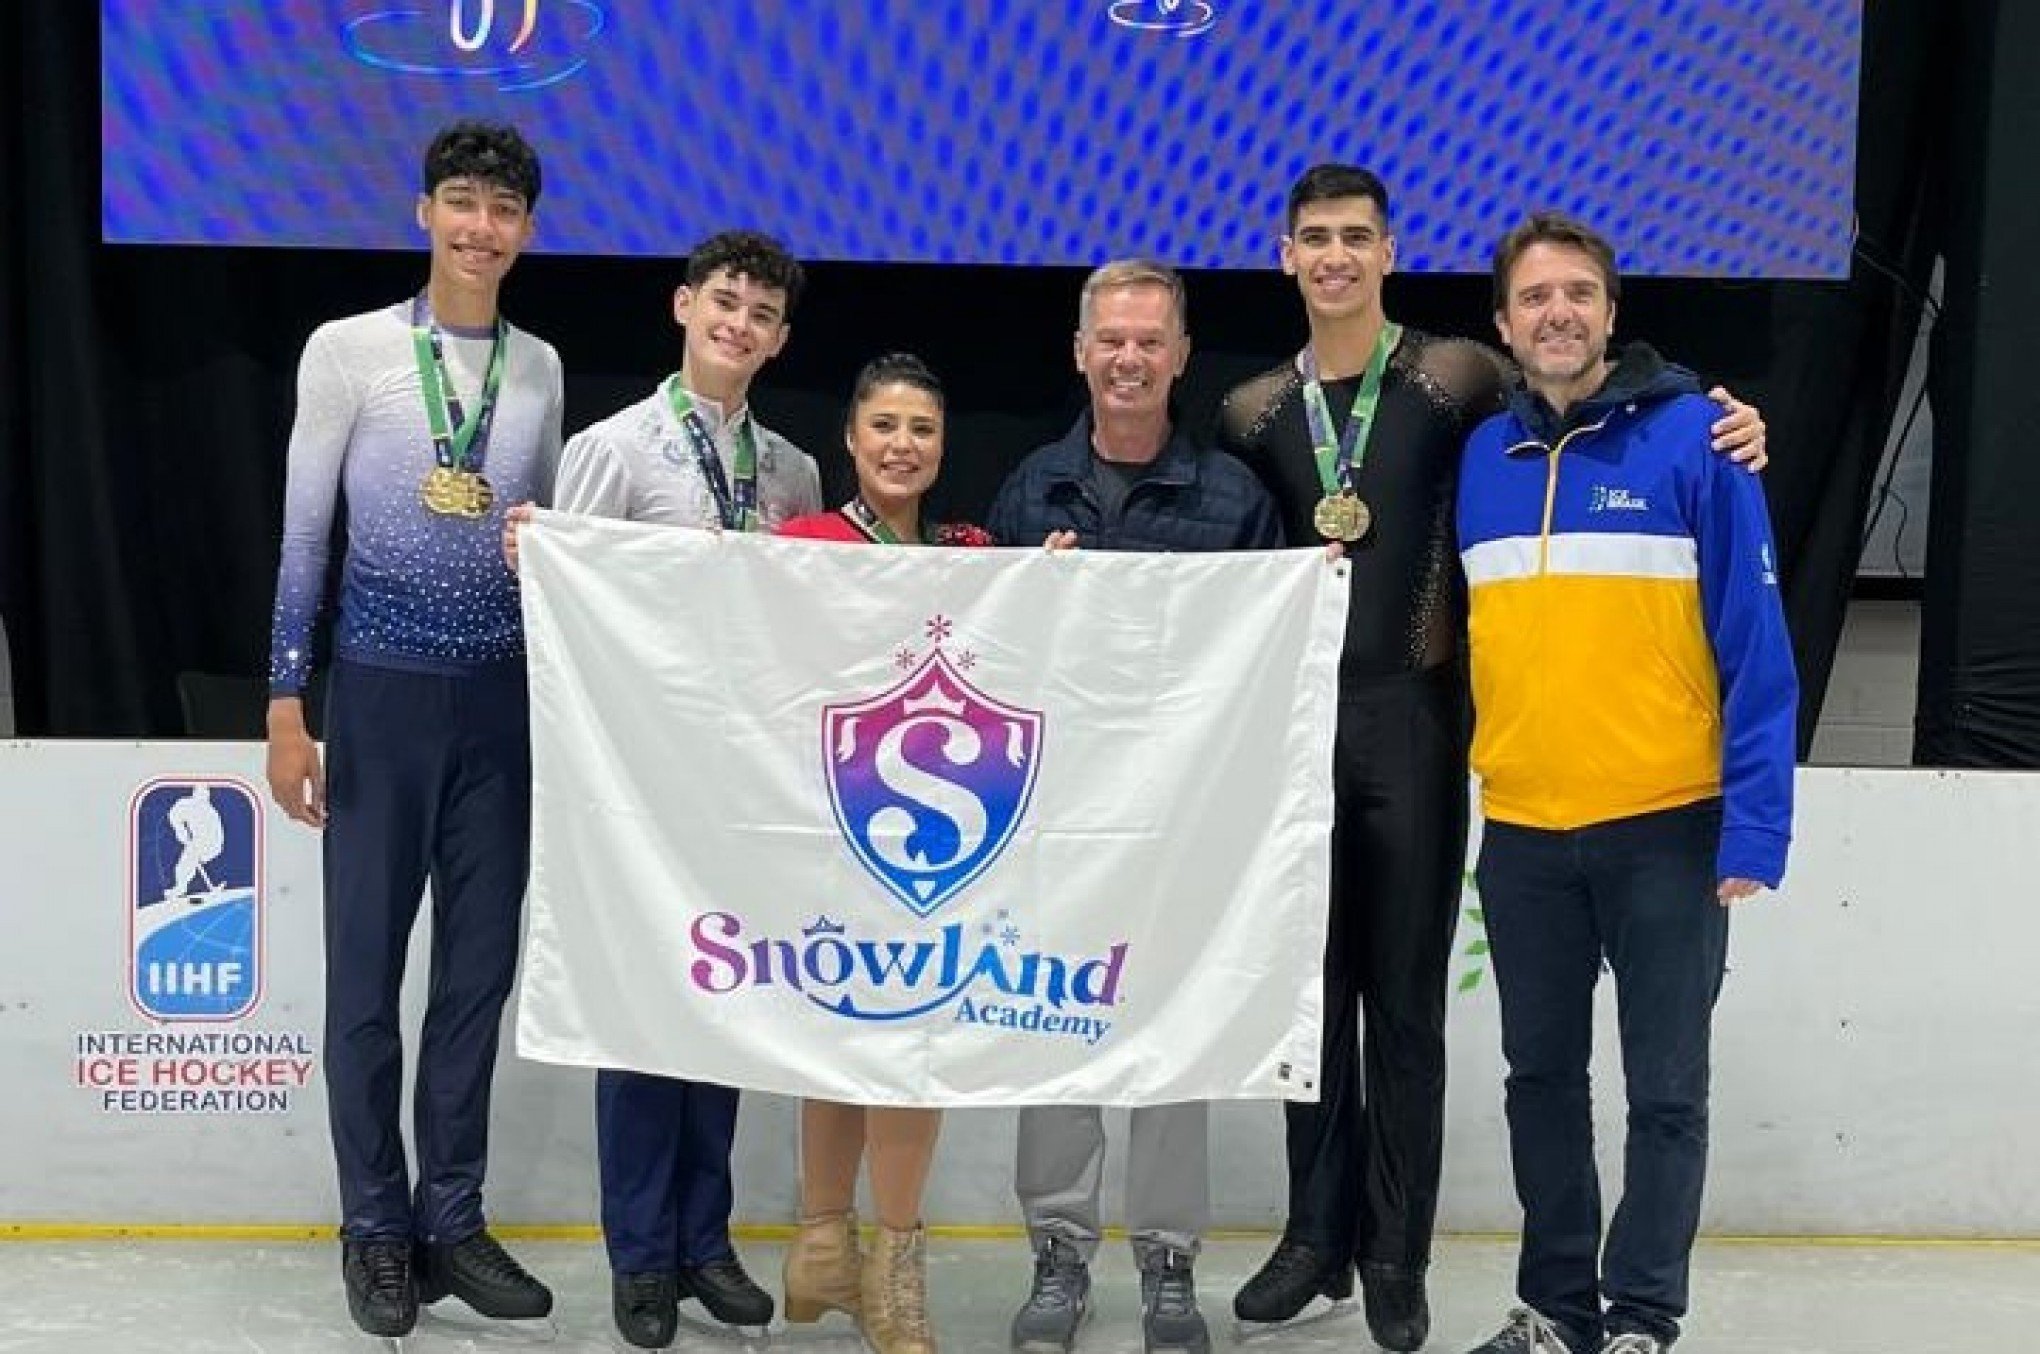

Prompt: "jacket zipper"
[1531,414,1613,572]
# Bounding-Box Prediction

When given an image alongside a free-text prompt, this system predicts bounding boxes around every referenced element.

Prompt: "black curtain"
[0,0,1970,747]
[1761,0,1953,756]
[1914,0,2040,765]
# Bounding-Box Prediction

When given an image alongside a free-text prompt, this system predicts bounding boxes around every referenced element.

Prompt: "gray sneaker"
[1011,1238,1091,1352]
[1468,1307,1580,1354]
[1138,1249,1210,1354]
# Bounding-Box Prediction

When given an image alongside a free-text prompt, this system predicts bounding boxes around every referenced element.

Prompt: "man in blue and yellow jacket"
[1455,213,1796,1354]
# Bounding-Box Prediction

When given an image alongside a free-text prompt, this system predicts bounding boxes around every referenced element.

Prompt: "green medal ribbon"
[1299,322,1402,497]
[410,299,507,474]
[665,376,760,532]
[840,498,932,545]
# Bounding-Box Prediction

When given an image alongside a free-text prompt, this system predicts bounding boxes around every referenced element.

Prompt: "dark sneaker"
[1010,1237,1091,1352]
[612,1271,680,1349]
[417,1230,553,1320]
[1600,1335,1668,1354]
[682,1255,776,1327]
[1232,1238,1354,1323]
[342,1238,418,1339]
[1360,1261,1430,1351]
[1467,1307,1580,1354]
[1139,1249,1210,1354]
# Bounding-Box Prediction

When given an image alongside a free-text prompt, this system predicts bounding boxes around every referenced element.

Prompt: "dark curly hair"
[685,230,806,315]
[421,121,542,206]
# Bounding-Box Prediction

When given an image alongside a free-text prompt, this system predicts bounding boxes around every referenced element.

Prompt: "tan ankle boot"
[859,1223,936,1354]
[783,1210,861,1323]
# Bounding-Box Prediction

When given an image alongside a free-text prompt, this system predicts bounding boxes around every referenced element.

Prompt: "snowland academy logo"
[127,779,264,1022]
[823,618,1044,918]
[689,616,1126,1045]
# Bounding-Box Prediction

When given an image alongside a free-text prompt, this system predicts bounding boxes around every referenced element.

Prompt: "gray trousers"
[1014,1102,1209,1264]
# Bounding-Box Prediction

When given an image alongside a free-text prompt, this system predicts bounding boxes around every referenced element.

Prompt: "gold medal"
[421,466,467,516]
[456,471,495,519]
[420,468,495,518]
[1313,491,1372,543]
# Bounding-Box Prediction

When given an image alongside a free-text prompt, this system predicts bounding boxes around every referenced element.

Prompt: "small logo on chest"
[1588,485,1651,513]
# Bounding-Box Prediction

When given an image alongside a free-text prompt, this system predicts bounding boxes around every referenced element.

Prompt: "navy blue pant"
[322,659,531,1244]
[1285,664,1469,1271]
[597,1071,741,1273]
[1477,802,1729,1350]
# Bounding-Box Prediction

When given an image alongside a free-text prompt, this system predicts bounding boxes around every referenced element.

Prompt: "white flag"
[515,512,1347,1107]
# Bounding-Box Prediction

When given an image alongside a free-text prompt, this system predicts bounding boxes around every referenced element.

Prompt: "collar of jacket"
[1038,409,1202,489]
[1503,341,1703,457]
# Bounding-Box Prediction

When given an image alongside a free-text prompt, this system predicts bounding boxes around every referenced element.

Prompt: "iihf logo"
[127,779,264,1022]
[823,616,1044,918]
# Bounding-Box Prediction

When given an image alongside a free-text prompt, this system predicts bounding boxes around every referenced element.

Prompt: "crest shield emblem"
[823,650,1044,917]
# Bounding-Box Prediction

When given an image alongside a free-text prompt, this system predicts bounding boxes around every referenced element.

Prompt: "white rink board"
[0,743,2033,1236]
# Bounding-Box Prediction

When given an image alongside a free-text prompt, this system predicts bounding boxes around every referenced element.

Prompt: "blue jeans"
[1476,802,1729,1349]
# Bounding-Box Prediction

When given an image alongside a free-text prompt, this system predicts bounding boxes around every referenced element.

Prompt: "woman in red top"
[775,353,988,1354]
[777,353,992,549]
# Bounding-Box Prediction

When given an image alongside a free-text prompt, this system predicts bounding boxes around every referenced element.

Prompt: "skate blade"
[674,1303,774,1346]
[420,1304,561,1344]
[1233,1294,1361,1342]
[762,1305,864,1337]
[768,1314,864,1345]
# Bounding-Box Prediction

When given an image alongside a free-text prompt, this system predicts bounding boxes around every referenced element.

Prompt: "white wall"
[1,744,2033,1237]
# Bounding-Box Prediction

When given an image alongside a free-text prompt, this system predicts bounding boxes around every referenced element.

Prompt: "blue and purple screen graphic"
[103,1,1860,275]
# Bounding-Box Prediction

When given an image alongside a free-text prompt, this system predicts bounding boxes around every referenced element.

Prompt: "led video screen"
[103,1,1860,275]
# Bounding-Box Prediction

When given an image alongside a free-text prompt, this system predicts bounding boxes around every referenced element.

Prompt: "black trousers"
[322,659,531,1243]
[596,1069,741,1273]
[1284,663,1468,1271]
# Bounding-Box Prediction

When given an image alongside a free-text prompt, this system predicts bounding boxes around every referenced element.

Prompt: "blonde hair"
[1077,258,1188,335]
